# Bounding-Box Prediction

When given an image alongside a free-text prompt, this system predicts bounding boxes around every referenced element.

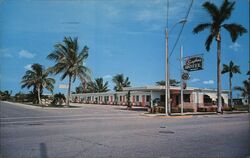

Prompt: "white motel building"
[71,85,229,112]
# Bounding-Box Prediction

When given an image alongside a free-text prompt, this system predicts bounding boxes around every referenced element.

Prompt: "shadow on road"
[40,143,49,158]
[114,107,148,112]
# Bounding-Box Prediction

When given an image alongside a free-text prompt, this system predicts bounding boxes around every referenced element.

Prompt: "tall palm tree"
[234,79,250,112]
[193,0,247,112]
[47,37,91,106]
[21,63,55,104]
[112,74,131,91]
[221,61,240,107]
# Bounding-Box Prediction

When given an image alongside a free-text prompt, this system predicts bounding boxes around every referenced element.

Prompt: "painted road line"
[0,116,148,125]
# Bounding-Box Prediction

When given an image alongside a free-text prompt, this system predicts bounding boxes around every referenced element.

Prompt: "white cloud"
[191,78,200,82]
[203,80,214,85]
[229,42,241,52]
[104,6,120,18]
[136,10,160,22]
[103,75,112,79]
[24,64,32,70]
[19,50,35,59]
[0,49,13,58]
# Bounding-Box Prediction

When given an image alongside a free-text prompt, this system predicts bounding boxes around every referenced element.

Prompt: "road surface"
[0,101,249,158]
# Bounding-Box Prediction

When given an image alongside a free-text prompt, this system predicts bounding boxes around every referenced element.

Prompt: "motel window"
[160,95,165,102]
[104,96,109,102]
[120,96,122,102]
[146,95,151,102]
[176,95,179,105]
[184,94,190,102]
[136,95,139,102]
[204,95,212,103]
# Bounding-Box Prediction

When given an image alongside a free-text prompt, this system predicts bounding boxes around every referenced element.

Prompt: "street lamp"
[165,19,187,116]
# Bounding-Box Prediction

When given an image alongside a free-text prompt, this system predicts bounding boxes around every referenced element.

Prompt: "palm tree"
[193,0,247,112]
[86,82,96,93]
[47,37,91,106]
[83,78,109,93]
[156,79,180,86]
[93,77,109,92]
[234,79,250,112]
[112,74,131,91]
[21,63,55,104]
[0,90,12,101]
[221,61,240,107]
[75,85,84,94]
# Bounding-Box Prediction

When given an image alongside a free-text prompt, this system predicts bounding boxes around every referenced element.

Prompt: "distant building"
[70,86,229,112]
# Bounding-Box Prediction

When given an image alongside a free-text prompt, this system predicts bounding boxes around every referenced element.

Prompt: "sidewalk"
[141,111,249,118]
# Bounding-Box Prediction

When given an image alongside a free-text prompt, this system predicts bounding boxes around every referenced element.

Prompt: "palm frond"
[222,23,247,42]
[219,0,235,23]
[221,64,229,74]
[205,34,214,51]
[202,1,220,22]
[193,23,212,34]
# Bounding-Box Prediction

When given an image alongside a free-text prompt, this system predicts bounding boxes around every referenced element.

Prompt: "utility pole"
[180,46,184,115]
[165,28,169,116]
[165,19,187,116]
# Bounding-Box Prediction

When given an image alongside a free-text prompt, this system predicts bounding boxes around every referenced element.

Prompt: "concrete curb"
[140,113,193,118]
[141,111,249,118]
[1,101,41,109]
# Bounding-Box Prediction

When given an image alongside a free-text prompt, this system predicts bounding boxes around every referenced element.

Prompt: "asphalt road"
[0,101,249,158]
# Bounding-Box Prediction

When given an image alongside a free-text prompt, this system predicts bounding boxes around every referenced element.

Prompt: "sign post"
[181,54,204,115]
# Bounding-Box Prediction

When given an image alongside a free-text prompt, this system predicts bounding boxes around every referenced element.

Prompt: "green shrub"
[206,107,217,112]
[183,108,194,112]
[222,107,232,111]
[51,93,66,106]
[197,107,206,112]
[171,107,180,113]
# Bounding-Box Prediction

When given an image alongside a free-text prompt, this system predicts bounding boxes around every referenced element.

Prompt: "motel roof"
[123,85,229,93]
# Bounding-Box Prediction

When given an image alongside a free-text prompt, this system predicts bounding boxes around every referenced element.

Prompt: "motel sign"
[183,55,203,72]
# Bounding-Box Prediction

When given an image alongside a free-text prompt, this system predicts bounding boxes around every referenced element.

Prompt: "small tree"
[126,91,131,108]
[51,93,66,106]
[221,61,241,107]
[155,79,180,86]
[0,90,12,101]
[21,64,55,105]
[234,79,250,112]
[114,94,118,105]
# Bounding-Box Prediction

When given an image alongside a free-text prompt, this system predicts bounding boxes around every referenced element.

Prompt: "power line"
[169,0,194,59]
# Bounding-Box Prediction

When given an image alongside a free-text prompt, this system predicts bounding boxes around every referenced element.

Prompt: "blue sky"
[0,0,249,97]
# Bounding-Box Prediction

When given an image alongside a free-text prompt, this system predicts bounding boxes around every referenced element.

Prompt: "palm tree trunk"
[66,75,72,107]
[37,85,42,105]
[217,33,222,113]
[229,75,232,108]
